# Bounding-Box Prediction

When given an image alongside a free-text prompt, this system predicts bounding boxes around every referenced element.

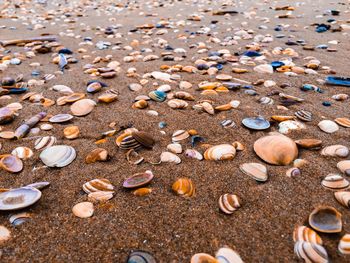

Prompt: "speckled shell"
[0,187,41,211]
[204,144,236,161]
[39,145,76,168]
[239,163,268,182]
[338,234,350,254]
[218,194,241,214]
[294,241,328,263]
[82,178,114,194]
[172,178,195,197]
[85,148,108,164]
[11,147,33,160]
[308,206,342,233]
[160,152,181,164]
[0,154,23,173]
[293,226,323,245]
[167,99,188,109]
[334,191,350,208]
[172,130,190,143]
[215,247,243,263]
[190,253,217,263]
[70,99,96,116]
[34,136,57,150]
[321,145,349,157]
[318,120,339,134]
[123,170,154,189]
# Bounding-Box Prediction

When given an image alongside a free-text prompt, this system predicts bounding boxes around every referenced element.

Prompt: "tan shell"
[160,152,181,164]
[185,149,203,160]
[202,101,214,115]
[167,99,188,109]
[339,234,350,255]
[204,144,236,161]
[190,253,217,263]
[167,143,182,154]
[34,136,56,150]
[72,202,94,218]
[334,191,350,208]
[172,130,189,143]
[88,191,114,202]
[63,126,80,139]
[133,188,152,196]
[174,91,194,101]
[321,145,349,157]
[85,148,108,164]
[293,226,323,245]
[172,178,195,197]
[82,178,114,194]
[215,247,243,263]
[132,99,148,109]
[318,120,339,134]
[308,206,342,233]
[335,118,350,128]
[218,194,241,214]
[337,160,350,176]
[0,225,11,243]
[70,99,96,116]
[294,241,328,263]
[239,163,268,182]
[295,139,322,149]
[11,146,33,160]
[254,134,298,165]
[321,174,349,190]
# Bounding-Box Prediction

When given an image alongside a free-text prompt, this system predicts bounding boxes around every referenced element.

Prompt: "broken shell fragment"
[39,145,76,168]
[0,187,41,210]
[190,253,217,263]
[321,174,349,190]
[0,226,11,243]
[218,194,241,214]
[294,241,328,263]
[72,202,94,218]
[0,154,23,173]
[9,212,32,226]
[293,226,323,245]
[239,163,268,182]
[172,178,195,197]
[172,130,189,143]
[308,206,342,233]
[338,234,350,255]
[204,144,236,161]
[123,170,154,189]
[85,148,108,164]
[82,178,114,194]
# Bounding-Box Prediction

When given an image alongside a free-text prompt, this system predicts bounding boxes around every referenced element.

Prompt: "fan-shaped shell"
[123,170,154,188]
[337,160,350,176]
[318,120,339,134]
[160,152,181,164]
[254,134,298,165]
[11,147,33,160]
[82,178,114,194]
[172,130,189,143]
[215,247,243,263]
[204,144,236,161]
[335,118,350,128]
[167,99,188,109]
[293,226,323,245]
[39,145,76,168]
[308,206,342,233]
[218,194,241,214]
[172,178,195,197]
[239,163,268,182]
[334,191,350,208]
[294,241,328,263]
[34,136,57,150]
[321,145,349,157]
[0,154,23,173]
[0,187,41,210]
[70,99,96,116]
[339,234,350,254]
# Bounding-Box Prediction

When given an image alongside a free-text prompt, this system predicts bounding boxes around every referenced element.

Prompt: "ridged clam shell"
[82,178,114,194]
[293,226,323,245]
[294,241,328,263]
[70,99,96,116]
[167,99,188,109]
[185,149,203,160]
[88,191,114,202]
[309,206,342,233]
[240,163,268,182]
[321,174,349,190]
[259,96,274,105]
[85,148,108,164]
[123,170,154,188]
[215,247,243,263]
[191,253,217,263]
[167,143,182,154]
[34,136,57,150]
[339,234,350,255]
[332,94,348,101]
[160,152,181,164]
[0,187,41,211]
[115,128,138,146]
[337,160,350,176]
[127,250,156,263]
[278,120,305,134]
[72,202,94,218]
[218,194,241,214]
[321,145,349,157]
[204,144,236,161]
[9,212,32,226]
[221,119,236,128]
[39,145,76,168]
[131,131,155,149]
[0,155,23,173]
[172,178,195,197]
[254,134,298,165]
[120,135,142,150]
[174,91,194,101]
[49,113,74,123]
[172,130,189,143]
[148,90,166,102]
[295,110,312,122]
[334,191,350,208]
[11,147,33,160]
[318,120,339,134]
[335,118,350,128]
[63,126,80,139]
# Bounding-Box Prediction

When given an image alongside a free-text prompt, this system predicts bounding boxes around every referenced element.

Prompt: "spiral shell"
[294,241,328,263]
[167,99,188,109]
[39,145,76,168]
[339,234,350,255]
[172,130,189,143]
[286,167,301,177]
[82,178,114,194]
[172,178,195,197]
[334,191,350,208]
[34,136,57,150]
[218,194,241,214]
[204,144,236,161]
[160,152,181,164]
[293,226,323,245]
[321,145,349,157]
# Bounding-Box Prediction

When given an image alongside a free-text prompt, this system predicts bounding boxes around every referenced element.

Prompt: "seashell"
[131,131,155,149]
[294,241,328,263]
[52,85,73,94]
[128,83,143,92]
[339,234,350,255]
[146,110,159,117]
[70,99,96,116]
[286,167,301,177]
[215,247,243,263]
[229,100,240,108]
[278,120,305,134]
[185,149,203,160]
[321,145,349,157]
[218,194,241,214]
[167,99,188,109]
[172,178,195,197]
[334,191,350,208]
[9,212,32,226]
[295,139,322,149]
[221,119,236,128]
[149,90,166,102]
[133,99,148,109]
[204,144,236,161]
[64,126,80,139]
[337,160,350,176]
[279,93,304,102]
[240,163,268,182]
[191,253,217,263]
[40,124,53,131]
[120,135,142,150]
[254,64,273,74]
[309,206,342,233]
[216,74,232,81]
[0,107,15,124]
[63,93,86,104]
[201,101,214,115]
[0,226,11,243]
[72,202,94,218]
[88,191,114,202]
[133,188,152,196]
[232,141,245,151]
[271,115,295,122]
[0,154,23,173]
[157,84,171,93]
[321,174,349,190]
[6,102,23,112]
[83,178,114,194]
[0,131,15,139]
[259,97,274,105]
[242,116,270,130]
[11,147,33,160]
[86,82,102,93]
[294,159,309,168]
[332,94,348,101]
[254,133,298,165]
[215,104,232,111]
[167,143,182,154]
[172,130,189,143]
[39,145,76,168]
[295,110,312,122]
[49,113,74,123]
[293,226,323,245]
[0,187,41,211]
[25,182,50,190]
[160,152,181,164]
[34,136,57,150]
[127,251,156,263]
[335,118,350,128]
[98,92,118,103]
[318,120,339,134]
[174,91,195,101]
[123,170,154,188]
[85,148,108,164]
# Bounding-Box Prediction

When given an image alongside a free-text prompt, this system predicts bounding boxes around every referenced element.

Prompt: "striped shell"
[339,234,350,254]
[218,194,241,214]
[322,174,349,190]
[11,147,33,160]
[174,91,194,101]
[82,178,114,194]
[70,99,96,116]
[185,149,203,160]
[293,226,323,245]
[335,117,350,128]
[120,135,142,150]
[294,241,328,263]
[204,144,236,161]
[167,99,188,109]
[295,110,312,122]
[215,247,243,263]
[309,206,342,233]
[34,136,57,150]
[191,253,217,263]
[88,191,114,202]
[221,119,236,128]
[321,145,349,157]
[239,163,268,182]
[334,191,350,208]
[259,97,274,105]
[172,130,189,143]
[39,145,76,168]
[148,90,166,102]
[160,152,181,164]
[172,178,195,197]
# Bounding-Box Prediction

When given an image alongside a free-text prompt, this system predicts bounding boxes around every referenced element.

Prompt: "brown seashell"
[190,253,217,263]
[132,99,148,109]
[293,226,323,245]
[294,241,328,263]
[295,139,322,149]
[63,126,80,139]
[85,148,108,164]
[72,202,94,218]
[0,154,23,173]
[254,133,298,165]
[332,94,348,101]
[204,144,236,161]
[337,160,350,176]
[88,191,114,202]
[82,178,114,194]
[70,99,96,116]
[232,141,245,151]
[339,234,350,255]
[131,131,155,149]
[215,104,232,111]
[335,118,350,128]
[172,178,195,197]
[133,188,152,196]
[271,115,295,122]
[309,206,342,233]
[334,191,350,208]
[322,174,349,190]
[167,99,188,109]
[321,145,349,158]
[218,194,241,214]
[240,163,268,182]
[174,91,195,101]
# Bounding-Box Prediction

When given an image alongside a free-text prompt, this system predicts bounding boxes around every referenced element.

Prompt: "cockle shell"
[70,99,96,116]
[318,120,339,134]
[82,178,114,194]
[72,202,94,218]
[0,187,41,210]
[34,136,57,150]
[0,226,11,243]
[204,144,236,161]
[172,130,189,143]
[321,145,349,157]
[254,134,298,165]
[334,191,350,208]
[11,147,33,160]
[49,114,74,123]
[127,251,157,263]
[308,206,342,233]
[294,241,328,263]
[160,152,181,164]
[215,247,243,263]
[185,149,203,160]
[191,253,217,263]
[321,174,349,190]
[239,163,268,182]
[123,170,154,188]
[335,118,350,128]
[167,99,188,109]
[339,234,350,255]
[293,226,323,245]
[85,148,108,164]
[278,120,305,134]
[167,143,182,154]
[172,178,195,197]
[39,145,76,168]
[0,154,23,173]
[63,126,80,139]
[218,194,241,214]
[337,160,350,176]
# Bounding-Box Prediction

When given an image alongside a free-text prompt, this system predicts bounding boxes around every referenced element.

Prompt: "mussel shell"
[131,131,155,149]
[293,226,323,245]
[49,113,74,123]
[127,250,156,263]
[218,194,241,214]
[39,145,76,168]
[83,178,114,194]
[123,170,154,188]
[0,154,23,173]
[215,247,243,263]
[0,187,41,211]
[34,136,57,150]
[242,116,270,130]
[308,206,342,233]
[294,241,328,263]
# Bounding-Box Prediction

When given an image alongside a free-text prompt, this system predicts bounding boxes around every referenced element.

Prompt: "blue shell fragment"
[243,51,261,57]
[325,76,350,87]
[271,61,285,69]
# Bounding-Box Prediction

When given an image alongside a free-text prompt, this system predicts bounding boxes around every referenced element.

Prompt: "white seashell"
[39,145,76,168]
[204,144,236,161]
[321,145,349,158]
[229,100,240,108]
[321,174,349,190]
[167,99,188,109]
[259,97,274,105]
[278,120,305,134]
[318,120,339,134]
[202,101,214,115]
[157,84,171,93]
[72,202,94,218]
[0,187,41,211]
[334,191,350,208]
[264,80,276,88]
[40,124,53,131]
[52,85,73,94]
[11,147,33,160]
[185,149,203,160]
[151,71,172,82]
[215,247,243,263]
[254,64,273,74]
[167,143,182,154]
[34,136,57,150]
[146,110,159,116]
[160,152,181,164]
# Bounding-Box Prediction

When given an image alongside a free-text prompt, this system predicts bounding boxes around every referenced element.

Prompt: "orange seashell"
[215,86,229,93]
[188,129,198,136]
[63,126,80,139]
[95,138,107,145]
[190,253,218,263]
[85,148,108,164]
[218,194,241,214]
[132,99,148,109]
[271,115,295,122]
[201,90,218,96]
[133,188,152,196]
[215,104,232,111]
[172,178,195,197]
[293,226,323,245]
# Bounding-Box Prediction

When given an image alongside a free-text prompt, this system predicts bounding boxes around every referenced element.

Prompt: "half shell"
[334,191,350,208]
[72,202,94,218]
[204,144,236,161]
[39,145,76,167]
[70,99,96,116]
[127,251,156,263]
[335,118,350,128]
[172,178,195,197]
[318,120,339,134]
[294,241,328,263]
[321,145,349,157]
[337,160,350,176]
[160,152,181,164]
[123,170,154,188]
[215,247,243,263]
[0,187,41,210]
[0,154,23,173]
[308,206,342,233]
[239,163,268,182]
